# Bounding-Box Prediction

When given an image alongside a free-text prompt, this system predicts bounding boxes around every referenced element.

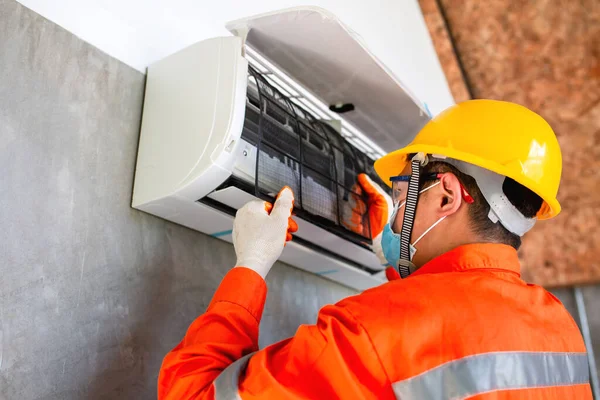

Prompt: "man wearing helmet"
[158,100,592,399]
[372,99,562,280]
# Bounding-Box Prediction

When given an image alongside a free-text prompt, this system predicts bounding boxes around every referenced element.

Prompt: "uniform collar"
[411,243,521,277]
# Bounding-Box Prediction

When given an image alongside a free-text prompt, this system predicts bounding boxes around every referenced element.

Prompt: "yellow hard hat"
[374,99,562,220]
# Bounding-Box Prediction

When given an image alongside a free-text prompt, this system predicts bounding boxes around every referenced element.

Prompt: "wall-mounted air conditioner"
[132,7,430,290]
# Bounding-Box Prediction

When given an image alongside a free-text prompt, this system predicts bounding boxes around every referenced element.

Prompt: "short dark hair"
[420,161,543,250]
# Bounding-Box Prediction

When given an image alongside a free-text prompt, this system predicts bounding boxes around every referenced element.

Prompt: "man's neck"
[414,233,484,269]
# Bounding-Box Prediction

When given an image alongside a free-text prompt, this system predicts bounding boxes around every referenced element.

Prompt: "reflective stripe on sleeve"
[393,351,589,400]
[213,353,254,400]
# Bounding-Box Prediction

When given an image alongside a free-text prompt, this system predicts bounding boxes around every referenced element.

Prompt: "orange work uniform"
[158,243,592,399]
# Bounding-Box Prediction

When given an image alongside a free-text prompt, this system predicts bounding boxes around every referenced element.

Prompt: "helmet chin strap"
[397,158,423,278]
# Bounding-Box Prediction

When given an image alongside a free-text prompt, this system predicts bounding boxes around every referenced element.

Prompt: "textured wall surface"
[423,0,600,287]
[0,1,355,398]
[418,0,471,103]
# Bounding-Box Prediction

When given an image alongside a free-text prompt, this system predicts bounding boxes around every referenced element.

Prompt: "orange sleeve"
[157,267,267,400]
[235,301,394,399]
[158,268,394,400]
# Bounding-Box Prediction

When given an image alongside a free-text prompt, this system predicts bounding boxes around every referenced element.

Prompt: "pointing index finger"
[271,186,295,219]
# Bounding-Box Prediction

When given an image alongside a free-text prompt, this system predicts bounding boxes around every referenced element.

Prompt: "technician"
[158,100,592,399]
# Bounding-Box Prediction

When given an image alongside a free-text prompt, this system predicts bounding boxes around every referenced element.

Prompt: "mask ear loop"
[398,158,422,278]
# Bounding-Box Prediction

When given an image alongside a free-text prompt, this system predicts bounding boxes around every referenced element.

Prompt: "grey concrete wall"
[0,1,355,399]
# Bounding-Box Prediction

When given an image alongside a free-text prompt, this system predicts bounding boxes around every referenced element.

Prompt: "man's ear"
[437,173,462,216]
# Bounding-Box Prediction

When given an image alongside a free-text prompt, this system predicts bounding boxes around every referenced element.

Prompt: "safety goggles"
[389,173,474,208]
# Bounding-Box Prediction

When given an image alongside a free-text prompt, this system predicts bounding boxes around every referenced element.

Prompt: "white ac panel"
[132,7,430,291]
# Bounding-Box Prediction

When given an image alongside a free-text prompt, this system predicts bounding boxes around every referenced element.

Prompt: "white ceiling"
[17,0,455,116]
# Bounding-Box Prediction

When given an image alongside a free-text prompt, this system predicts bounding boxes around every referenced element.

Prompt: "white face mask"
[388,181,446,261]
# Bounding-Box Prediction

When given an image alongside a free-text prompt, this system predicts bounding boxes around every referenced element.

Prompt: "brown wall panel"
[420,0,600,286]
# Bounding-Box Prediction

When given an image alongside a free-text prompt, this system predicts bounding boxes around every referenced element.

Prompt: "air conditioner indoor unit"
[132,7,430,290]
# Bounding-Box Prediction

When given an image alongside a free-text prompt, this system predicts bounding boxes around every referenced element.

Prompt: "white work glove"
[232,187,298,278]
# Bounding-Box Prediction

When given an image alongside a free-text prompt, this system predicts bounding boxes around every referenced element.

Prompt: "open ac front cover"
[132,7,430,291]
